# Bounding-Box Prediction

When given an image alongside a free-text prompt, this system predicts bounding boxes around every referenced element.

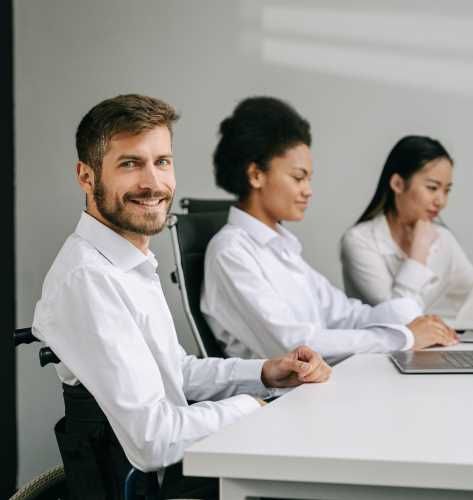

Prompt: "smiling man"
[32,94,331,499]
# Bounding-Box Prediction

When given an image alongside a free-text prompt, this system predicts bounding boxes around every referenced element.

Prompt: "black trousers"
[55,383,218,499]
[161,462,217,500]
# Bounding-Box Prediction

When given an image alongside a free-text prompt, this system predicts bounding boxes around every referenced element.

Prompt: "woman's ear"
[389,173,405,194]
[246,162,265,189]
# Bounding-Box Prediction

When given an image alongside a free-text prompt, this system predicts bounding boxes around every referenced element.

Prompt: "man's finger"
[301,359,331,379]
[298,347,324,368]
[301,362,331,383]
[283,357,314,378]
[293,345,318,362]
[296,359,312,374]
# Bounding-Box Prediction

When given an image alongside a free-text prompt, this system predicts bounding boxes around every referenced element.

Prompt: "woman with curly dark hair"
[200,97,456,362]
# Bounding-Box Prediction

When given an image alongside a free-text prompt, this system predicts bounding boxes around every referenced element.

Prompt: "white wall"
[15,0,473,484]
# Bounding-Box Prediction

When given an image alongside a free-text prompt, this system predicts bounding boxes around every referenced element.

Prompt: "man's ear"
[76,161,95,196]
[246,162,266,189]
[389,173,405,194]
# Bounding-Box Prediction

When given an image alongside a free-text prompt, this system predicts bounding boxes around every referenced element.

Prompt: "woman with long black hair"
[341,135,473,322]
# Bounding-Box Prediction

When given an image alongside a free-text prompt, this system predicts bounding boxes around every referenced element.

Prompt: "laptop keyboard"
[440,351,473,368]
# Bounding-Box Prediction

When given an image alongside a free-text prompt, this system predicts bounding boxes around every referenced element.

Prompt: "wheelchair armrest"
[39,347,60,366]
[14,327,39,346]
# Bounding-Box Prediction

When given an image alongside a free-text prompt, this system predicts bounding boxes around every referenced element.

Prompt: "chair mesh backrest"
[174,211,229,357]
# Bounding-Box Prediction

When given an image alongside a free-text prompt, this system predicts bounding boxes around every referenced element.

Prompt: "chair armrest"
[39,347,60,366]
[14,327,38,346]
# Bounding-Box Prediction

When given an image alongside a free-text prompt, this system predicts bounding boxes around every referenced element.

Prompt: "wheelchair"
[12,327,160,500]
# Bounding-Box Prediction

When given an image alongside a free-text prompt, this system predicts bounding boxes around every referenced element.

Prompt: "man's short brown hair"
[76,94,179,175]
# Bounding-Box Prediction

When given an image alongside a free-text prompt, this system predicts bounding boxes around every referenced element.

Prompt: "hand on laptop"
[408,315,459,350]
[261,346,331,388]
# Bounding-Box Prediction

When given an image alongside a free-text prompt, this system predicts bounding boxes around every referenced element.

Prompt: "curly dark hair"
[213,96,311,199]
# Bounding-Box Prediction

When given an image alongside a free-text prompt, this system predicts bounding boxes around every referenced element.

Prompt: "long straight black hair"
[356,135,453,224]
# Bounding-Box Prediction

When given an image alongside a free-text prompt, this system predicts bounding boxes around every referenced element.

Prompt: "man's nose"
[138,163,162,190]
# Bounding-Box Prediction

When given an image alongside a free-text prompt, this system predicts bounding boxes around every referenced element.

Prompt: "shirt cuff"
[365,324,414,351]
[232,358,271,397]
[395,259,436,292]
[395,324,415,351]
[220,393,262,416]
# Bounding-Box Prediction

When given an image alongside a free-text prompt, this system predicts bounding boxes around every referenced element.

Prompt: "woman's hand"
[408,315,458,350]
[408,219,438,264]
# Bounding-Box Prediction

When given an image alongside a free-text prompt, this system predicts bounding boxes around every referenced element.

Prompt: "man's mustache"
[123,189,173,202]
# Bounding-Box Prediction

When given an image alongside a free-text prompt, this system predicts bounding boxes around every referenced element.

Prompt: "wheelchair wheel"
[9,465,68,500]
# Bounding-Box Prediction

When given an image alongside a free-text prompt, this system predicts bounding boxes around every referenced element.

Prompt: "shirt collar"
[75,211,157,272]
[372,214,402,256]
[372,213,440,258]
[228,206,302,254]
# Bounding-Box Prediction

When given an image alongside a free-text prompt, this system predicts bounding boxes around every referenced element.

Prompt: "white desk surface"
[185,344,473,491]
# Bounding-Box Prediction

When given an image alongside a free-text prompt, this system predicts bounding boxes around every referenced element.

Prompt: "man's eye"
[121,161,136,168]
[427,186,437,191]
[292,176,304,182]
[158,158,170,166]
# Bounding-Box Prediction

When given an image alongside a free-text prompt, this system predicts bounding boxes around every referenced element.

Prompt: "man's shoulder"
[33,233,124,340]
[43,233,116,292]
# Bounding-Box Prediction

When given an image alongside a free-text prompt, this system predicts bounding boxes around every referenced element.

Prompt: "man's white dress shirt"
[201,207,419,360]
[341,214,473,322]
[33,212,268,471]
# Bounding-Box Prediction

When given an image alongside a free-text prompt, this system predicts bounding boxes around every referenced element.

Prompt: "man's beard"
[93,179,173,236]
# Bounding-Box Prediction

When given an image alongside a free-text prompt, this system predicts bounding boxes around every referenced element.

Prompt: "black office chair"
[13,328,161,500]
[179,197,235,214]
[167,209,230,358]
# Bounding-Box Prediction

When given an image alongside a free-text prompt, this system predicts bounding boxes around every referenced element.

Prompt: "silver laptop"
[446,288,473,334]
[458,330,473,342]
[390,350,473,374]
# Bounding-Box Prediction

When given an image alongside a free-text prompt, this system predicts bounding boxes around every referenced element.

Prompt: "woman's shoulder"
[206,222,257,259]
[435,222,462,247]
[435,222,454,237]
[341,217,379,249]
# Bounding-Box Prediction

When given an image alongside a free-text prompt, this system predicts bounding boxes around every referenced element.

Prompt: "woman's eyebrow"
[425,178,453,187]
[291,166,310,175]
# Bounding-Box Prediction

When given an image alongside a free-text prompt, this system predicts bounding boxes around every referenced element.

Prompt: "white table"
[184,345,473,499]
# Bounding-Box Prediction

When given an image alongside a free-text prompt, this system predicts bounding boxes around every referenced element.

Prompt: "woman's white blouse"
[341,214,473,321]
[201,207,420,360]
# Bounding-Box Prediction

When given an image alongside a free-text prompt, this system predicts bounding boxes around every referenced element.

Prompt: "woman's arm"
[341,228,435,308]
[203,245,413,359]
